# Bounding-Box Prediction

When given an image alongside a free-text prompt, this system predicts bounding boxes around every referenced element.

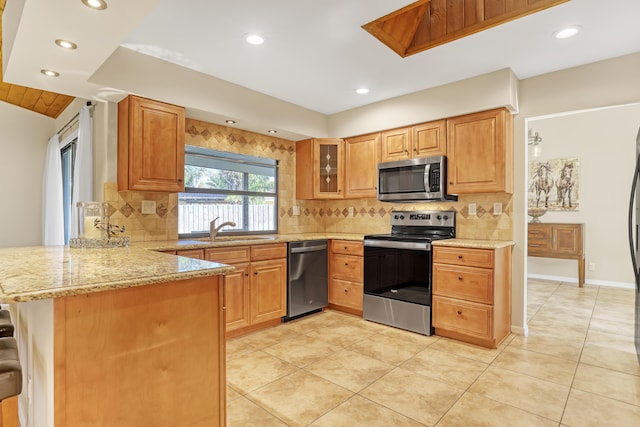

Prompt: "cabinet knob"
[245,273,249,277]
[449,181,453,185]
[344,289,348,293]
[413,148,418,153]
[254,272,258,275]
[178,178,183,182]
[458,255,463,259]
[458,276,463,281]
[457,310,462,315]
[344,246,348,250]
[344,263,349,266]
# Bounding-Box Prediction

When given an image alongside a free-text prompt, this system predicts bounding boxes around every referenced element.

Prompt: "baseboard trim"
[527,273,634,289]
[510,324,528,336]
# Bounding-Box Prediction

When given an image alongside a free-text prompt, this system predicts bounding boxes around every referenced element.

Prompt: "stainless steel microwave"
[377,156,457,202]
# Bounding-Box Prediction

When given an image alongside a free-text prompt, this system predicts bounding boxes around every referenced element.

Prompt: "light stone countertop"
[132,233,366,252]
[0,233,510,303]
[432,238,515,249]
[0,246,234,303]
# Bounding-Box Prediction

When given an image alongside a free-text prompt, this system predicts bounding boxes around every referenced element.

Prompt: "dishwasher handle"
[290,243,328,254]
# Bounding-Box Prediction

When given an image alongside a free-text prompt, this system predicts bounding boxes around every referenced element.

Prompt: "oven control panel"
[390,210,455,228]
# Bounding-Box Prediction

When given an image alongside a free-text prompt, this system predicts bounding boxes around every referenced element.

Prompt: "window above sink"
[179,146,278,239]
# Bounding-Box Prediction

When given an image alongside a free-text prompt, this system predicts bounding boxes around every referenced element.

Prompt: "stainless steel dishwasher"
[286,240,328,320]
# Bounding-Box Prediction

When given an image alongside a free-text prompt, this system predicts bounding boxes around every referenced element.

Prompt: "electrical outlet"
[141,200,156,214]
[493,202,502,215]
[588,262,596,271]
[468,203,477,216]
[348,207,355,217]
[292,206,300,216]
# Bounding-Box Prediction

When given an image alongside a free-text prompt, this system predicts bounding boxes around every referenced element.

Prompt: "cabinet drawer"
[176,249,204,259]
[331,240,364,256]
[433,246,494,268]
[528,226,551,240]
[332,254,363,282]
[432,296,492,339]
[527,239,552,256]
[251,243,287,261]
[205,246,251,264]
[330,279,363,310]
[433,264,493,304]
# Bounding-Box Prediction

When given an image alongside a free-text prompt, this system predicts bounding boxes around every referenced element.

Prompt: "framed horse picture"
[528,157,580,211]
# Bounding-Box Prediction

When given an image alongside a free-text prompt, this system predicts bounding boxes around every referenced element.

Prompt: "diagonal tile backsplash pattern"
[103,118,513,242]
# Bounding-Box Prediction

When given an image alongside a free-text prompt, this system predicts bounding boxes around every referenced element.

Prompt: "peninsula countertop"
[0,245,234,303]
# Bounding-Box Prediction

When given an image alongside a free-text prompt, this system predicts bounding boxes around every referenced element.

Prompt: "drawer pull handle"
[457,310,462,315]
[458,276,463,281]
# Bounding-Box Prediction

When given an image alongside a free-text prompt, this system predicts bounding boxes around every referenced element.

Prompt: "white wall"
[527,105,640,287]
[514,52,640,330]
[0,102,53,247]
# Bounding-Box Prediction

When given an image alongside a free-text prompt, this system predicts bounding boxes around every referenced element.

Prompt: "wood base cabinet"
[206,243,287,337]
[432,245,511,348]
[528,223,585,287]
[118,95,185,192]
[329,240,364,316]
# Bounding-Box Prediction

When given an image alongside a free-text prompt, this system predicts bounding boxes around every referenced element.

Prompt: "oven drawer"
[332,240,364,256]
[332,254,363,282]
[330,279,363,310]
[432,296,492,339]
[433,246,494,268]
[433,264,493,304]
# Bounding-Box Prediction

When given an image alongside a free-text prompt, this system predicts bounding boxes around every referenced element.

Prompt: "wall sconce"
[528,128,542,157]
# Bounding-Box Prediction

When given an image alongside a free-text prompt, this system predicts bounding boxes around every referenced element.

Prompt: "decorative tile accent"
[378,208,387,217]
[120,203,134,218]
[477,206,487,218]
[319,208,325,217]
[186,125,199,137]
[342,208,349,217]
[287,207,293,216]
[156,204,168,218]
[200,128,212,140]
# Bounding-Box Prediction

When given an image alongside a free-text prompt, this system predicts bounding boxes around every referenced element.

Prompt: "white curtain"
[42,135,65,245]
[69,106,94,239]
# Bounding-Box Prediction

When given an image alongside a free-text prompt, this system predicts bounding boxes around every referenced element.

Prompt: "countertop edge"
[432,239,515,249]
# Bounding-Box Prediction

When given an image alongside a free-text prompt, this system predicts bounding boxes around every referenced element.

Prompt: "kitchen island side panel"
[53,275,225,427]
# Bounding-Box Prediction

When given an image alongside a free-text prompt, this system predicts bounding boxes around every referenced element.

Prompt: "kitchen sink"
[194,236,276,242]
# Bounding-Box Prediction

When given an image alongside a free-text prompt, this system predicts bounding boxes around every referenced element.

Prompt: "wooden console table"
[528,223,585,287]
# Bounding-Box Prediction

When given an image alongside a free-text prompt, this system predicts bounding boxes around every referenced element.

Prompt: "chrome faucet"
[209,217,237,240]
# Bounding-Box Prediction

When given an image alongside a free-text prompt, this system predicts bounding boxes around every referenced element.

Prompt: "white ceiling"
[4,0,640,138]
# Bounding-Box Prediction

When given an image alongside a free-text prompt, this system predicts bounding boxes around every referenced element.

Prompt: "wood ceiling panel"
[0,0,74,118]
[364,0,570,57]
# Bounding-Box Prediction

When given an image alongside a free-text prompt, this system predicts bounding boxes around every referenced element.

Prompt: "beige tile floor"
[226,280,640,426]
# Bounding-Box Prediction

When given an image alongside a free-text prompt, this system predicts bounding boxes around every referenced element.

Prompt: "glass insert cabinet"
[296,138,345,199]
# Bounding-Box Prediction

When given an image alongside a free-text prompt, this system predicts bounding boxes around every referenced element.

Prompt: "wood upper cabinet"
[118,95,185,192]
[344,133,380,198]
[380,120,446,162]
[446,108,513,194]
[296,138,345,199]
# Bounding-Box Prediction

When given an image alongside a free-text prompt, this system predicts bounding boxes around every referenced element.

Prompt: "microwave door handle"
[424,164,431,192]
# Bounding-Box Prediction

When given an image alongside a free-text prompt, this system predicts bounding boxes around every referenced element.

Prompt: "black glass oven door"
[364,245,432,305]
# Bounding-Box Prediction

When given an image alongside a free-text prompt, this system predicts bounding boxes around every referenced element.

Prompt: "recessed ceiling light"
[55,39,78,50]
[553,26,580,39]
[356,88,370,95]
[225,120,236,124]
[245,34,265,45]
[267,129,278,134]
[41,69,60,77]
[81,0,107,10]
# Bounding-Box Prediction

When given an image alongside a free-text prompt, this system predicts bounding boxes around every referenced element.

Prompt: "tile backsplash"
[104,118,512,242]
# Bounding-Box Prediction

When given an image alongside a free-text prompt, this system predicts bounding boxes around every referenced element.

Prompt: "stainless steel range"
[363,210,455,335]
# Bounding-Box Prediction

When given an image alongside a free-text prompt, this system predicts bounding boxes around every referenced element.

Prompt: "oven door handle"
[364,239,431,251]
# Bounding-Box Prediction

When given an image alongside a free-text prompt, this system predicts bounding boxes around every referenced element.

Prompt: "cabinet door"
[118,95,185,192]
[446,108,512,194]
[313,139,345,199]
[413,120,446,157]
[554,224,582,256]
[224,263,251,331]
[380,128,411,162]
[344,133,380,198]
[250,258,287,324]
